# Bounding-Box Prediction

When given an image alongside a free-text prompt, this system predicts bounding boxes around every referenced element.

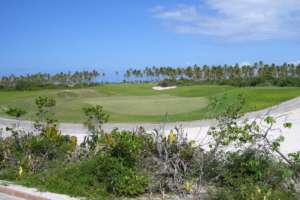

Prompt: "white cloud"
[289,60,300,65]
[240,61,252,66]
[151,5,199,22]
[151,0,300,41]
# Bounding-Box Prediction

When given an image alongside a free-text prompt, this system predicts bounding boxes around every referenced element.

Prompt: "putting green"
[85,95,208,115]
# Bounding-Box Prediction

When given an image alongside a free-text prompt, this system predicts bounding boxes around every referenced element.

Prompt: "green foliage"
[25,130,149,198]
[220,150,294,186]
[83,105,109,152]
[288,151,300,173]
[96,155,148,196]
[0,127,75,178]
[142,129,199,194]
[211,182,297,200]
[284,122,293,128]
[0,96,74,179]
[158,79,177,87]
[205,94,299,200]
[5,107,27,118]
[83,105,109,132]
[0,70,100,91]
[96,130,150,196]
[264,116,276,125]
[21,160,109,200]
[204,145,297,200]
[79,130,150,196]
[101,130,148,167]
[35,96,56,109]
[34,96,57,131]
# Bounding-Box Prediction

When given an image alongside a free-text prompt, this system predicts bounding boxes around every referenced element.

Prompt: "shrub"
[82,105,109,152]
[95,130,150,196]
[101,130,149,167]
[220,150,293,186]
[96,154,148,196]
[211,182,297,200]
[5,107,27,118]
[204,150,297,200]
[21,160,109,199]
[0,126,75,177]
[158,79,177,87]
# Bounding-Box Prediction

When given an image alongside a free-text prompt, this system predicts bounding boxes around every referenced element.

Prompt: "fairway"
[85,95,208,115]
[1,83,300,122]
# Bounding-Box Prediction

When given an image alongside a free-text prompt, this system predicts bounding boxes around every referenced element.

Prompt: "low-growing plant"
[96,154,148,196]
[203,94,299,199]
[211,181,297,200]
[34,96,57,132]
[142,127,200,196]
[0,96,76,179]
[82,105,109,152]
[21,159,109,200]
[0,127,76,178]
[5,107,27,119]
[100,129,150,167]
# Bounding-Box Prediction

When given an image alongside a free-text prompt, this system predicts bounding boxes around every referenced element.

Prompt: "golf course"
[1,83,300,122]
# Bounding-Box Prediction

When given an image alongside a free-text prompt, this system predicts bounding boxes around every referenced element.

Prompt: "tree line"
[0,70,102,90]
[2,61,300,90]
[124,61,300,86]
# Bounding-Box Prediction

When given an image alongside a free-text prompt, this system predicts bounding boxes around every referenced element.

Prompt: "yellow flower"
[168,130,176,144]
[18,166,23,177]
[70,136,77,151]
[105,134,115,147]
[184,181,192,192]
[256,186,261,194]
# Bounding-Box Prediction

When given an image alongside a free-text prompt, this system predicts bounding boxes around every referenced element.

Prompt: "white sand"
[152,86,177,90]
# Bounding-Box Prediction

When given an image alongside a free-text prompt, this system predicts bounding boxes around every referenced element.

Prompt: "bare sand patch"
[152,86,177,90]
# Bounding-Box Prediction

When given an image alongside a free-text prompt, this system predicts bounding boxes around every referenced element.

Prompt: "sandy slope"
[1,97,300,154]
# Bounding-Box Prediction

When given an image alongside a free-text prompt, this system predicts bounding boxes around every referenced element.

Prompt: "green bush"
[5,107,27,118]
[209,150,297,200]
[0,126,75,177]
[96,130,150,196]
[211,182,297,200]
[23,153,148,198]
[102,130,149,167]
[96,154,148,196]
[21,160,109,200]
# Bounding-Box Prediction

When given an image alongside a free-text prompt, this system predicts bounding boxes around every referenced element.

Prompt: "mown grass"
[0,83,300,122]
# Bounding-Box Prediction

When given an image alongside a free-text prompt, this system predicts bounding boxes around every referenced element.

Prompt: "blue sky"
[0,0,300,75]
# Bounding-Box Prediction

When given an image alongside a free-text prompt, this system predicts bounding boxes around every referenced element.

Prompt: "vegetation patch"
[56,90,79,99]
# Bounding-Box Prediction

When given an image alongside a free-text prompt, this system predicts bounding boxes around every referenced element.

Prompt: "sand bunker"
[152,86,177,91]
